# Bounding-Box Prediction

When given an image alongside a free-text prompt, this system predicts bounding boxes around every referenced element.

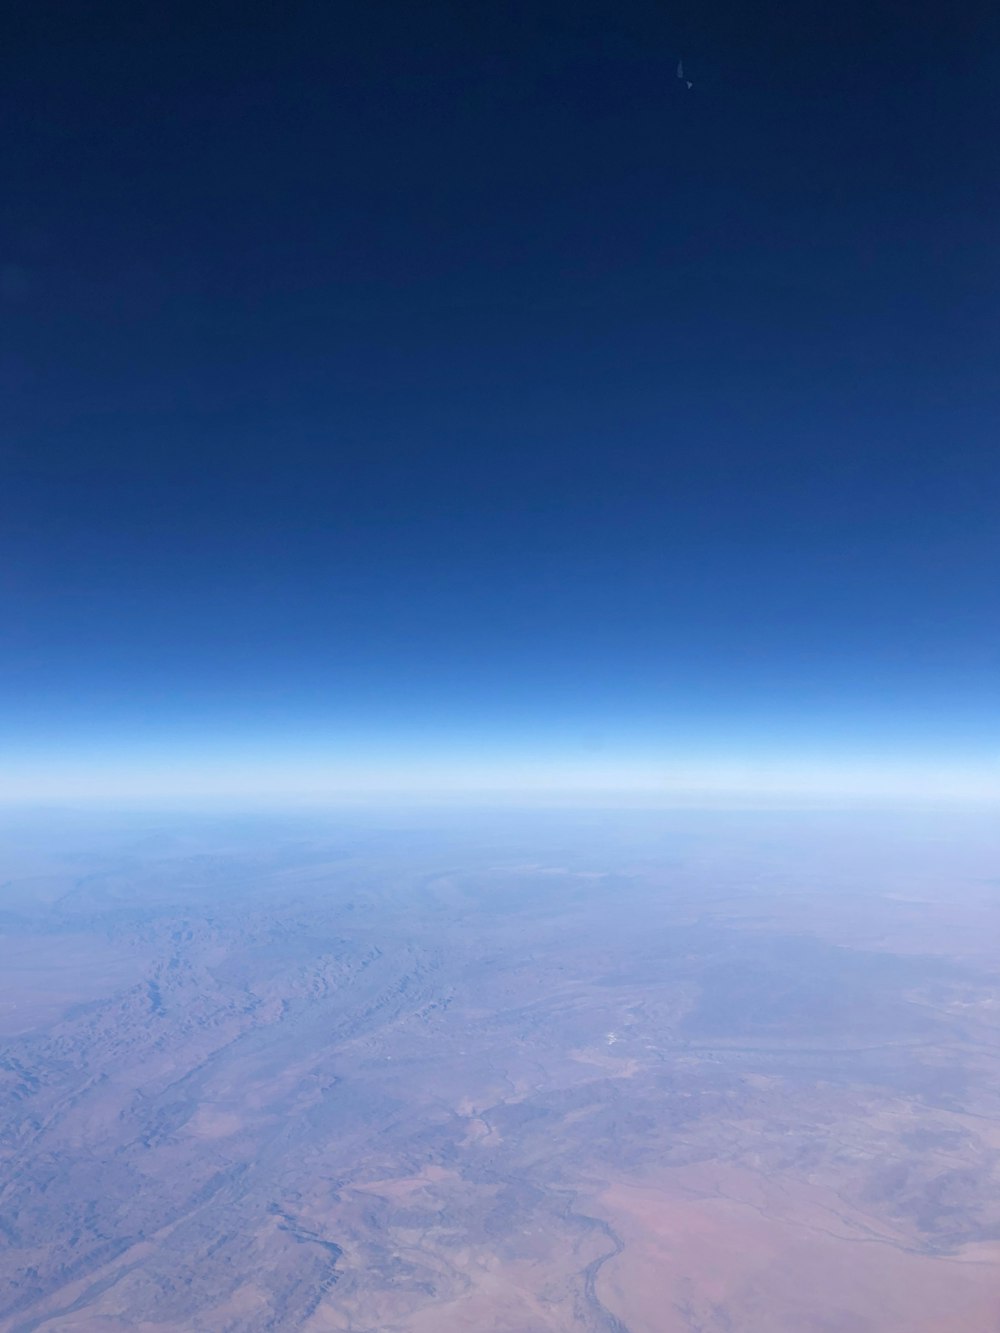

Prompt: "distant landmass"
[1,806,998,1331]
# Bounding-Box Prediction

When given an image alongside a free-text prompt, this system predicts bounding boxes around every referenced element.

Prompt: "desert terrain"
[1,805,998,1331]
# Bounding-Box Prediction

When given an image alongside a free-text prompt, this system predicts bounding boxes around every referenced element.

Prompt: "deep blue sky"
[3,0,998,800]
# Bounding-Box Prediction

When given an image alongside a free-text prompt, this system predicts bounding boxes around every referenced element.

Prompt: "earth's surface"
[1,805,999,1331]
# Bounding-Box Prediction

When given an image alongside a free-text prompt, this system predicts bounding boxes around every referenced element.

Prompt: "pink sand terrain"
[1,807,999,1331]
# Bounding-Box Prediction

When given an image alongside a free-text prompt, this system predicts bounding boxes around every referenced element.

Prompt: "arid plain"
[1,806,998,1332]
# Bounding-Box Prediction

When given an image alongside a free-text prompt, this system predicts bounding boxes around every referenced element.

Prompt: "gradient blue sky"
[3,0,998,803]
